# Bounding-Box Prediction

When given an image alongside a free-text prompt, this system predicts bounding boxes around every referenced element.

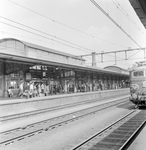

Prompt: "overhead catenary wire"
[3,0,144,62]
[0,16,95,53]
[96,56,146,63]
[127,50,144,59]
[113,0,146,37]
[7,0,130,49]
[112,0,146,59]
[90,0,142,49]
[90,0,146,61]
[0,29,58,46]
[0,20,94,53]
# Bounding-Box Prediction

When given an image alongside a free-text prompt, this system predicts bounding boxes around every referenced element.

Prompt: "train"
[129,61,146,108]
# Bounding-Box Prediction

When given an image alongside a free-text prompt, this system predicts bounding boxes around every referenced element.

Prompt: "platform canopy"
[0,38,85,66]
[129,0,146,29]
[0,38,129,77]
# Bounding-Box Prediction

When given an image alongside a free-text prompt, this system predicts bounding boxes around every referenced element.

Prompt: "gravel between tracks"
[1,102,134,150]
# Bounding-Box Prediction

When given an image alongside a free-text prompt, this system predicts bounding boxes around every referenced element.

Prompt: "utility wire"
[0,20,91,53]
[90,0,142,49]
[0,29,54,45]
[112,0,146,60]
[7,0,130,49]
[113,0,146,37]
[0,16,94,53]
[127,49,144,59]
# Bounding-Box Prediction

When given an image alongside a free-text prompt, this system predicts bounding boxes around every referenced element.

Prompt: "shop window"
[10,80,17,89]
[10,73,18,78]
[65,71,75,77]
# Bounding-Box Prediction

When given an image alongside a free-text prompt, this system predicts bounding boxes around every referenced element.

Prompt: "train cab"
[129,63,146,107]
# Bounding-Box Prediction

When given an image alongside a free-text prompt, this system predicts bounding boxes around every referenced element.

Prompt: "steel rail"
[70,110,146,150]
[0,98,99,122]
[119,119,146,150]
[0,98,128,147]
[0,95,128,122]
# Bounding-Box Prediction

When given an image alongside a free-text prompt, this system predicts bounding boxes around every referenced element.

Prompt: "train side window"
[133,70,144,77]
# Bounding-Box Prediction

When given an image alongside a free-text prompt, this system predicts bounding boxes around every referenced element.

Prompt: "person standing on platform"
[46,83,50,96]
[74,84,77,93]
[23,82,29,98]
[90,83,92,92]
[38,83,41,97]
[41,83,45,95]
[84,83,86,92]
[33,83,37,97]
[8,87,13,97]
[59,84,62,94]
[64,82,67,94]
[29,82,34,98]
[44,83,47,96]
[19,80,24,98]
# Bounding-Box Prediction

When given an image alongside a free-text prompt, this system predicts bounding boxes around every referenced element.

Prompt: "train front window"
[133,71,144,77]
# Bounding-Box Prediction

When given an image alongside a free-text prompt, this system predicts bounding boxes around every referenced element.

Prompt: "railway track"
[70,109,146,150]
[0,95,127,122]
[0,97,128,148]
[0,98,99,122]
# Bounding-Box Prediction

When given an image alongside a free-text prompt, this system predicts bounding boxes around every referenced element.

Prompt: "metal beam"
[95,47,146,55]
[79,47,146,64]
[79,47,146,57]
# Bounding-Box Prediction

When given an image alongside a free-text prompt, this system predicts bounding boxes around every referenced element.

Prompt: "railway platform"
[0,88,129,118]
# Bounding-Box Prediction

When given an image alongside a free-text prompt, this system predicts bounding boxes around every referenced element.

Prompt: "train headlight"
[130,84,139,93]
[132,93,137,100]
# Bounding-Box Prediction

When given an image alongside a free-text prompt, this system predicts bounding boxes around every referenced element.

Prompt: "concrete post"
[2,62,7,97]
[92,52,96,67]
[47,67,51,92]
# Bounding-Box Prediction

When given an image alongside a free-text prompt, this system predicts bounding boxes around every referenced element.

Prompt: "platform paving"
[0,95,129,133]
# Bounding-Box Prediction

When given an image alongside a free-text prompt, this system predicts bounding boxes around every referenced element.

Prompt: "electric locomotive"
[129,61,146,108]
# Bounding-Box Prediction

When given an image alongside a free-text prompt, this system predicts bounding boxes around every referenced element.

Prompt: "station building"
[104,66,129,75]
[0,38,129,97]
[104,66,129,88]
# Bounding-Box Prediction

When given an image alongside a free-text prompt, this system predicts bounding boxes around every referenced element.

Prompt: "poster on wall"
[26,73,32,81]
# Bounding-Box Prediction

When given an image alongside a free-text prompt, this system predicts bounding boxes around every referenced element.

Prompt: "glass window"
[10,73,18,78]
[133,71,144,77]
[65,71,75,77]
[10,80,17,89]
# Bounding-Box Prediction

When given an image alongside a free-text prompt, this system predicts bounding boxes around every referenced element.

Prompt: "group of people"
[18,81,50,98]
[7,79,125,98]
[63,81,104,94]
[18,81,104,98]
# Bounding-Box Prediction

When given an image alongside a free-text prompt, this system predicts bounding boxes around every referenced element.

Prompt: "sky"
[0,0,146,69]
